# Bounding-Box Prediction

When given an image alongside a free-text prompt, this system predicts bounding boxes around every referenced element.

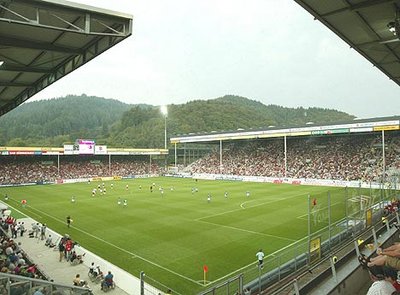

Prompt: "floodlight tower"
[160,105,168,149]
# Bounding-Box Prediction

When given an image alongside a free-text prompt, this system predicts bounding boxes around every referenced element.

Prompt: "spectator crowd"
[189,132,400,182]
[0,133,399,184]
[0,156,161,185]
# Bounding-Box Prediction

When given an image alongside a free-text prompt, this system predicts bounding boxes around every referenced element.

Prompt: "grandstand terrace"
[0,149,166,185]
[171,116,400,184]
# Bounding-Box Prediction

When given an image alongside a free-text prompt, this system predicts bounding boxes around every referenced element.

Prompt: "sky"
[32,0,400,118]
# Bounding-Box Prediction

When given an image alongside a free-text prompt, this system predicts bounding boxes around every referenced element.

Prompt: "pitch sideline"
[6,200,204,287]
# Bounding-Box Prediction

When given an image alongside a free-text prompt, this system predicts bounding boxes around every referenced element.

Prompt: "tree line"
[0,94,355,148]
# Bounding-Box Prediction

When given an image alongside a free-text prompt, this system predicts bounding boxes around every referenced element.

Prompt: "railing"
[0,273,92,295]
[198,183,399,294]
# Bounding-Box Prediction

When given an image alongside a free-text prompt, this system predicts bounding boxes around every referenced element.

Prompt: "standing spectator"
[58,241,65,262]
[32,223,40,238]
[20,222,25,237]
[11,224,17,239]
[40,224,46,240]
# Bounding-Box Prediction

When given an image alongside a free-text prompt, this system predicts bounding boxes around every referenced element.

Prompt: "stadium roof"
[0,0,132,116]
[294,0,400,88]
[170,116,400,143]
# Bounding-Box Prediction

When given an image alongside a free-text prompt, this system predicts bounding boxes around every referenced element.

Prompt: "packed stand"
[0,155,161,185]
[0,216,43,279]
[189,132,400,182]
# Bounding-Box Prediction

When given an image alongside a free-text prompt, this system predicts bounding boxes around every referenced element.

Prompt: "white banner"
[63,144,74,155]
[95,145,107,155]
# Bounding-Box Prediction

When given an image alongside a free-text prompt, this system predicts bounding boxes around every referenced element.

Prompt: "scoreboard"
[77,139,95,155]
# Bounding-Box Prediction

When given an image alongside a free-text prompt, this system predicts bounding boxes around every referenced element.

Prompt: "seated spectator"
[366,265,396,295]
[5,245,13,256]
[13,263,21,275]
[73,274,86,287]
[45,235,54,247]
[89,266,103,283]
[88,262,95,275]
[382,266,400,292]
[27,264,37,276]
[101,271,114,290]
[70,251,84,265]
[368,244,400,269]
[17,253,26,266]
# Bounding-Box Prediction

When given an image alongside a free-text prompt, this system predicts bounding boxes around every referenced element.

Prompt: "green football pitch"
[0,177,351,294]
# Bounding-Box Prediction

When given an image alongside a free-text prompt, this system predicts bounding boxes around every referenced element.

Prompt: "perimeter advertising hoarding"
[64,145,74,155]
[309,237,321,265]
[366,209,372,227]
[350,127,373,133]
[95,145,107,155]
[311,128,349,135]
[8,151,41,155]
[373,125,400,131]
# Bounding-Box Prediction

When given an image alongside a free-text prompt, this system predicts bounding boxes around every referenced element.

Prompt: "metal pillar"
[140,271,145,295]
[219,140,223,173]
[108,154,111,175]
[382,130,386,182]
[174,143,177,168]
[284,135,287,177]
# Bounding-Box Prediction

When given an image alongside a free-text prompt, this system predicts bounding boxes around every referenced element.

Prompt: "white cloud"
[31,0,400,117]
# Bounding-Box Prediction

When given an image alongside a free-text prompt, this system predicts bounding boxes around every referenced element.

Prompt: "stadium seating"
[189,132,400,182]
[0,155,161,185]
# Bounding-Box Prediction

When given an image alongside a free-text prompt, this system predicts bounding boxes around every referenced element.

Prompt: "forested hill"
[0,95,132,146]
[0,94,355,148]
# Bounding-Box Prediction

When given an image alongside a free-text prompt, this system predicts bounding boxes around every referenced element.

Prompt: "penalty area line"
[296,201,342,219]
[209,226,314,285]
[198,192,308,221]
[25,205,203,286]
[196,219,296,242]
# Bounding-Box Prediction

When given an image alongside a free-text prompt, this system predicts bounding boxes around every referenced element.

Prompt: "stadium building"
[0,0,399,295]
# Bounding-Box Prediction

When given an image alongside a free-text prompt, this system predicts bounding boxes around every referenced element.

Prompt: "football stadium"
[0,1,400,295]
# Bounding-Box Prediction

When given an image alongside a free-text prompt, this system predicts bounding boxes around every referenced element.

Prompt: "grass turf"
[0,177,355,294]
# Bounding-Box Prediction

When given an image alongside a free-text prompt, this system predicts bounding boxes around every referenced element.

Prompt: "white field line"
[196,192,308,221]
[207,235,308,285]
[209,204,348,286]
[240,199,259,209]
[4,199,42,219]
[2,200,28,218]
[208,215,347,285]
[22,204,203,286]
[296,201,342,220]
[196,219,296,242]
[24,208,43,219]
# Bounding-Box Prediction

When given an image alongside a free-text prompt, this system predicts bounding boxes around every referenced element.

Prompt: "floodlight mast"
[160,106,168,149]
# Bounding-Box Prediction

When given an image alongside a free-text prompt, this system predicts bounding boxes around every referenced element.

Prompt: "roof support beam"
[0,64,53,73]
[357,38,400,46]
[321,0,397,17]
[0,81,32,87]
[0,35,83,54]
